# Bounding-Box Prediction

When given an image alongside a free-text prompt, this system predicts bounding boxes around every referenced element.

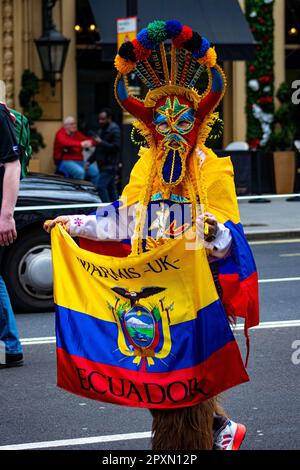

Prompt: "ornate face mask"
[153,96,196,143]
[152,95,201,185]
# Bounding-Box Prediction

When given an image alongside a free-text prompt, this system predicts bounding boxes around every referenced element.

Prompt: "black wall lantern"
[35,0,70,88]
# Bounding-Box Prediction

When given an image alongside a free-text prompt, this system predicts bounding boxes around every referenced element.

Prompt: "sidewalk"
[238,196,300,240]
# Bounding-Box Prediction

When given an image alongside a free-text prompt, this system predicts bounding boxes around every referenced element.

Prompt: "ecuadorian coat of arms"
[107,287,175,371]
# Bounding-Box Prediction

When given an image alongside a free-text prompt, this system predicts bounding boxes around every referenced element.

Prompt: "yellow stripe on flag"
[51,225,219,325]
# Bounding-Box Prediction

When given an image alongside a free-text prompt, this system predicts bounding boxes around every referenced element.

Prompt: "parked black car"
[1,173,101,312]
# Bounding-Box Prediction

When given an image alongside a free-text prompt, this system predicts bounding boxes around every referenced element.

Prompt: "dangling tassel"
[150,398,216,450]
[189,145,209,214]
[131,149,159,255]
[185,172,199,233]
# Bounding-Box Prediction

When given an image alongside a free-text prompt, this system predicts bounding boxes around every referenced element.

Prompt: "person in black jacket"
[86,108,120,202]
[0,102,23,368]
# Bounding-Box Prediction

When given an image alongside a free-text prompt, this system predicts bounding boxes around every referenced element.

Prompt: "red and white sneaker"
[213,420,246,450]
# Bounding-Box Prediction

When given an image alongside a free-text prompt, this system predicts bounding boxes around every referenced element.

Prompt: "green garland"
[245,0,274,149]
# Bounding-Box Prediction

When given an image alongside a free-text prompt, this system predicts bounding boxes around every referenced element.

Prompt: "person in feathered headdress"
[45,20,259,450]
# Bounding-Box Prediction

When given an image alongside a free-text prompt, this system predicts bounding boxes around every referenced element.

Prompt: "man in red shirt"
[53,116,99,189]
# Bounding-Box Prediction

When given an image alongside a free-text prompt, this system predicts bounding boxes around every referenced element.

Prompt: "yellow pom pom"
[206,47,217,67]
[197,47,217,68]
[114,54,136,74]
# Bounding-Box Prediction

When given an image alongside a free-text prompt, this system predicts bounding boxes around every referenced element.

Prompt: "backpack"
[9,109,32,178]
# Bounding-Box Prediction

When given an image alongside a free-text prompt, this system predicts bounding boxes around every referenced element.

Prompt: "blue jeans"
[0,276,22,355]
[57,160,100,189]
[98,169,119,202]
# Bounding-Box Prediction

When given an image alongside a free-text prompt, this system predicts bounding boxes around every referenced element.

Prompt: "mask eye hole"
[157,122,170,133]
[176,120,191,130]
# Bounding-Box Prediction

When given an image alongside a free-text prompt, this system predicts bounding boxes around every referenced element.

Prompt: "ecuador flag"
[52,225,249,409]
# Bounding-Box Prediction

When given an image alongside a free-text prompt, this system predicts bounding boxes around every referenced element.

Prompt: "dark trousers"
[98,169,118,202]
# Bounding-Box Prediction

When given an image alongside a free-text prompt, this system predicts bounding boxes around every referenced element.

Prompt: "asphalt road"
[1,240,300,451]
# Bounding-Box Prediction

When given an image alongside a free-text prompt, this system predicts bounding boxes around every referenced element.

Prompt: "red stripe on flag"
[219,271,259,327]
[79,239,131,257]
[56,341,249,409]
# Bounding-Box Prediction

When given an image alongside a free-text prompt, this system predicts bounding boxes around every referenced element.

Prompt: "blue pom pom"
[192,36,210,59]
[165,20,182,38]
[198,37,210,57]
[137,28,155,49]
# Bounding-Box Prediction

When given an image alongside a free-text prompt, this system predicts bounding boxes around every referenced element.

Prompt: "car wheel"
[2,229,54,312]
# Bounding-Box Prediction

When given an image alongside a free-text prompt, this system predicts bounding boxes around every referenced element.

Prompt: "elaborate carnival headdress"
[114,20,227,254]
[114,20,226,133]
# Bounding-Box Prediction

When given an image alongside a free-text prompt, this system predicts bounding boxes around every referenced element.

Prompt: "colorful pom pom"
[132,38,151,61]
[137,28,155,49]
[165,20,182,38]
[119,42,136,62]
[197,47,217,67]
[147,20,167,44]
[114,54,136,74]
[205,47,217,67]
[172,25,193,48]
[194,36,210,58]
[184,32,202,53]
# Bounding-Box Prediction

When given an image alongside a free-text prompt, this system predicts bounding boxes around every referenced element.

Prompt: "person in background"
[0,102,23,368]
[53,116,100,189]
[86,108,121,202]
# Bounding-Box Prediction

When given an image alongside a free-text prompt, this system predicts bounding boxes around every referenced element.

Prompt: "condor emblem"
[107,286,175,370]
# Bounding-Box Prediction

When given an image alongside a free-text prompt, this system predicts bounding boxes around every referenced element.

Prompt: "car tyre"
[2,229,54,312]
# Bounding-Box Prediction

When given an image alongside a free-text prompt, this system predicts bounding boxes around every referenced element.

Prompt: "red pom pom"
[249,65,256,71]
[132,38,151,61]
[173,25,193,48]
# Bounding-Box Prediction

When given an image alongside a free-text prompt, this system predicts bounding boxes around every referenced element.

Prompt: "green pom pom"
[147,20,167,44]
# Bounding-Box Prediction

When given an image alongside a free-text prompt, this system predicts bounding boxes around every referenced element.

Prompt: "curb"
[245,229,300,241]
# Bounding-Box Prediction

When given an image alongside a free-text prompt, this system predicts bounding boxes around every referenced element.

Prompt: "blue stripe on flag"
[221,221,257,280]
[56,298,234,373]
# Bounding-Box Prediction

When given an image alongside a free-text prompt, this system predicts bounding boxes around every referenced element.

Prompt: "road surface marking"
[234,320,300,331]
[20,320,300,346]
[259,277,300,283]
[0,431,152,450]
[279,253,300,257]
[238,193,300,200]
[21,336,56,345]
[249,239,300,245]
